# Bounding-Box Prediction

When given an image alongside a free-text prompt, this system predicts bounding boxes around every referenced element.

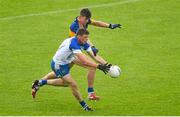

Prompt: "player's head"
[76,28,89,44]
[79,8,91,24]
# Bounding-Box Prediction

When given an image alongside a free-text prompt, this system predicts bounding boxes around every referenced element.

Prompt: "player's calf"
[31,79,68,98]
[63,74,93,111]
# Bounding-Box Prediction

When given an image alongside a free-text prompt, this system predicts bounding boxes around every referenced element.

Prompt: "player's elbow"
[81,61,89,66]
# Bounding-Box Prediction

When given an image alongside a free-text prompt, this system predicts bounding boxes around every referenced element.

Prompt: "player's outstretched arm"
[75,53,98,68]
[90,19,121,29]
[86,38,99,56]
[75,53,110,74]
[90,19,109,28]
[87,51,107,65]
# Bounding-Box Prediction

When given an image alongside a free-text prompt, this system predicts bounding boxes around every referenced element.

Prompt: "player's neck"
[76,37,83,45]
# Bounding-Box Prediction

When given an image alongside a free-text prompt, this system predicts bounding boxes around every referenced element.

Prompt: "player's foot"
[31,80,40,99]
[83,106,93,111]
[88,93,100,100]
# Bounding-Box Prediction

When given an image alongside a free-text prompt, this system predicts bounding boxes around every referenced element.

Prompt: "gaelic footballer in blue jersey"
[32,8,119,101]
[32,29,111,111]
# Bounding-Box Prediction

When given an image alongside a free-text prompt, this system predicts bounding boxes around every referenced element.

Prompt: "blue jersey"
[51,37,91,78]
[53,37,91,65]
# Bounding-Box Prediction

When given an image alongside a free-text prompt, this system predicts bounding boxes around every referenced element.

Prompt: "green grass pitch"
[0,0,180,115]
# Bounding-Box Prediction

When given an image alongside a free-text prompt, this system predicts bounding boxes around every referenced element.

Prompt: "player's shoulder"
[82,42,90,50]
[69,37,81,50]
[70,17,79,33]
[62,37,72,43]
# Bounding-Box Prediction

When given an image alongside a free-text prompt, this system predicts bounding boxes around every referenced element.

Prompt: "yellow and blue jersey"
[69,17,91,37]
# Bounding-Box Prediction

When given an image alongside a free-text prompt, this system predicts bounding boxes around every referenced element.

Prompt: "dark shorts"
[51,60,70,78]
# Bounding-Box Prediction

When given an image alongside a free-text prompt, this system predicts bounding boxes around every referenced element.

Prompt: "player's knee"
[88,68,96,73]
[71,83,77,88]
[88,67,96,72]
[71,83,77,89]
[62,81,69,87]
[63,84,69,87]
[70,82,78,89]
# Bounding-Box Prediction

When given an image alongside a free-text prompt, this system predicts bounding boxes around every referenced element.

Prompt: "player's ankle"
[88,87,94,94]
[39,80,47,86]
[79,100,88,109]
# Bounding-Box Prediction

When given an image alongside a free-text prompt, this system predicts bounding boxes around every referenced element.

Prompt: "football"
[108,65,121,78]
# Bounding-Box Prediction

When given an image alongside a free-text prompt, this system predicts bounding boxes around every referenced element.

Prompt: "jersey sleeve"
[69,38,82,53]
[70,24,78,33]
[69,22,79,37]
[72,49,82,53]
[87,19,91,24]
[83,43,92,52]
[70,19,79,34]
[88,19,95,24]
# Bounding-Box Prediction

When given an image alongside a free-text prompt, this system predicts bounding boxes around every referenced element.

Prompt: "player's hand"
[91,46,99,56]
[105,63,112,67]
[97,63,111,74]
[109,24,121,29]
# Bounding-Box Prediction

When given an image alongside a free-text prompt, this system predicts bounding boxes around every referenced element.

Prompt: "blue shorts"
[51,60,70,78]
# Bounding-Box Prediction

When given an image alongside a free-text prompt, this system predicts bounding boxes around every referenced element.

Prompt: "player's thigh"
[47,71,56,78]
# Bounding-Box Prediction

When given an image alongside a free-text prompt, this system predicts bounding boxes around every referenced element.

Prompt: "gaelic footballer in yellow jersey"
[69,8,121,56]
[69,17,92,37]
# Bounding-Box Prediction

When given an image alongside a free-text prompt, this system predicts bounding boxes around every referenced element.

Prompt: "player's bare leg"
[73,58,100,100]
[32,57,99,100]
[86,69,100,100]
[87,69,95,88]
[47,79,68,87]
[31,62,75,99]
[62,74,92,111]
[32,78,67,98]
[32,71,66,99]
[32,71,56,98]
[41,71,56,80]
[40,62,75,81]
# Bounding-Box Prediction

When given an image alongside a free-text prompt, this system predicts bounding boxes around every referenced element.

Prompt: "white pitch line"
[0,0,141,21]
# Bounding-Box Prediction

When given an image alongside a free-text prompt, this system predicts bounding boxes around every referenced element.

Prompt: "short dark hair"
[80,8,91,19]
[76,28,89,36]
